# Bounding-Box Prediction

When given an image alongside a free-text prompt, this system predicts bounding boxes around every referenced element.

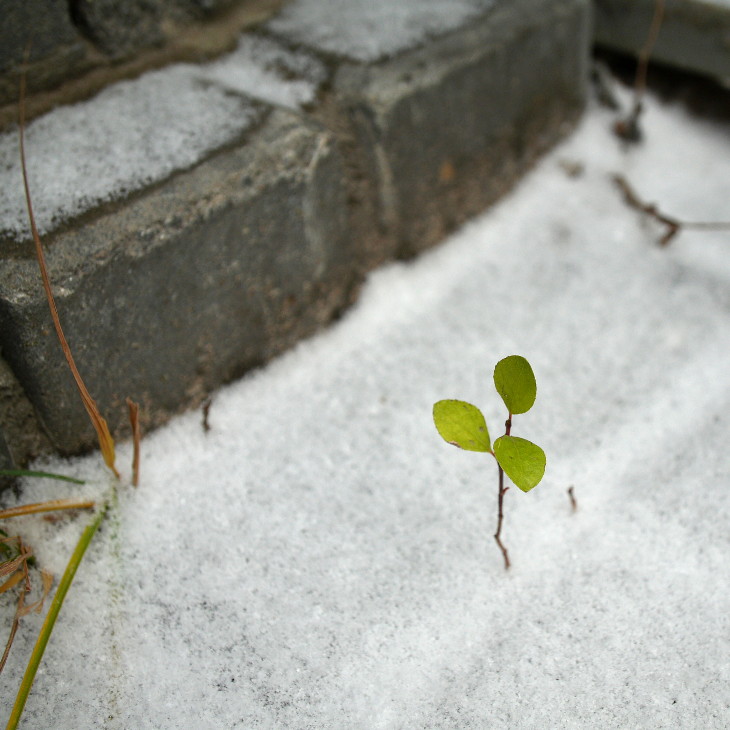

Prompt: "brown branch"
[0,537,32,674]
[0,580,25,674]
[612,174,730,245]
[202,397,212,434]
[493,417,512,570]
[494,467,510,570]
[614,0,665,142]
[126,398,141,487]
[568,486,577,512]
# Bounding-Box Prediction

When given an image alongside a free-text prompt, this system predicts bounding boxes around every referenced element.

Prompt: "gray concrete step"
[0,0,589,464]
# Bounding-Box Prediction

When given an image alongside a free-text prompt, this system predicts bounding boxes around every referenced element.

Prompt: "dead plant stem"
[493,417,512,570]
[613,174,730,245]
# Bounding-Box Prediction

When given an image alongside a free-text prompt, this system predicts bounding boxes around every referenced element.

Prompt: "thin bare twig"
[202,397,213,434]
[494,469,510,570]
[567,486,577,512]
[493,417,512,570]
[126,398,141,487]
[612,174,730,245]
[0,536,33,674]
[614,0,665,142]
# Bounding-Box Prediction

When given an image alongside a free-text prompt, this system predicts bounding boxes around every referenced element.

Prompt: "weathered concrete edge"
[0,108,355,456]
[0,0,592,467]
[325,0,590,261]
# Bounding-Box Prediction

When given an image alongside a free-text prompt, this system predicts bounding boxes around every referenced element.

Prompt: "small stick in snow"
[612,174,730,246]
[567,486,577,512]
[202,397,213,434]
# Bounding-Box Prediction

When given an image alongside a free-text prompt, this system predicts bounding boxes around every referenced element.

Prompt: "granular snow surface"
[266,0,497,62]
[1,90,729,728]
[0,37,325,241]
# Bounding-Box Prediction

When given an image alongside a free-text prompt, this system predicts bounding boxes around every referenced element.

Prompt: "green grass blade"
[5,506,106,730]
[0,469,85,485]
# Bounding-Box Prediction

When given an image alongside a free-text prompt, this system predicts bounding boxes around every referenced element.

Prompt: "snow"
[266,0,497,62]
[1,87,729,727]
[0,36,326,241]
[200,34,327,110]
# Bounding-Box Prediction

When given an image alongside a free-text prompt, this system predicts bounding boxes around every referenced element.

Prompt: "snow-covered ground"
[1,87,729,728]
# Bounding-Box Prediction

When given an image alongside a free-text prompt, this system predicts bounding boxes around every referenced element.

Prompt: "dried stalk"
[614,0,665,141]
[18,73,119,478]
[613,174,730,245]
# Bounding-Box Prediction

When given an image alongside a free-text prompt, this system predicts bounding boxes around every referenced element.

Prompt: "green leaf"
[433,400,491,452]
[0,469,85,485]
[493,435,546,492]
[493,355,537,415]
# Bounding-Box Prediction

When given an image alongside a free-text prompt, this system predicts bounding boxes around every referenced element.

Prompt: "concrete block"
[268,0,590,264]
[0,32,347,460]
[0,109,353,455]
[593,0,730,85]
[0,0,590,462]
[0,354,52,473]
[0,0,89,107]
[70,0,242,58]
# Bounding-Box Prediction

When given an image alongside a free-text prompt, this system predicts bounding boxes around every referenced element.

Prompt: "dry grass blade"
[18,72,119,478]
[0,547,32,579]
[18,570,54,617]
[0,499,96,520]
[0,536,33,674]
[0,571,26,594]
[0,588,25,674]
[126,398,141,487]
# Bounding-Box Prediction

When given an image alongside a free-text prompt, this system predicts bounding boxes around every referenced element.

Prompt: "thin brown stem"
[613,174,730,245]
[635,0,665,100]
[614,0,665,141]
[202,397,212,433]
[0,579,26,674]
[18,70,119,477]
[493,416,513,570]
[126,398,141,487]
[568,486,577,512]
[0,499,95,520]
[0,537,31,674]
[494,465,510,570]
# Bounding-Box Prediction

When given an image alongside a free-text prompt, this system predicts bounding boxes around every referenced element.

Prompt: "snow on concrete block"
[0,36,328,246]
[0,35,340,460]
[199,34,328,110]
[0,65,262,245]
[0,110,353,455]
[266,0,499,63]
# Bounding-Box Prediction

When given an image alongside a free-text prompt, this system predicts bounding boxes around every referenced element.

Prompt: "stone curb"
[0,0,590,465]
[594,0,730,86]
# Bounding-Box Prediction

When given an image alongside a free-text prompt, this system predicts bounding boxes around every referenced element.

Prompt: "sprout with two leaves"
[433,355,546,569]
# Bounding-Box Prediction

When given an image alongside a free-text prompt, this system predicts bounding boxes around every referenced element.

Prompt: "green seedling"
[433,355,546,569]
